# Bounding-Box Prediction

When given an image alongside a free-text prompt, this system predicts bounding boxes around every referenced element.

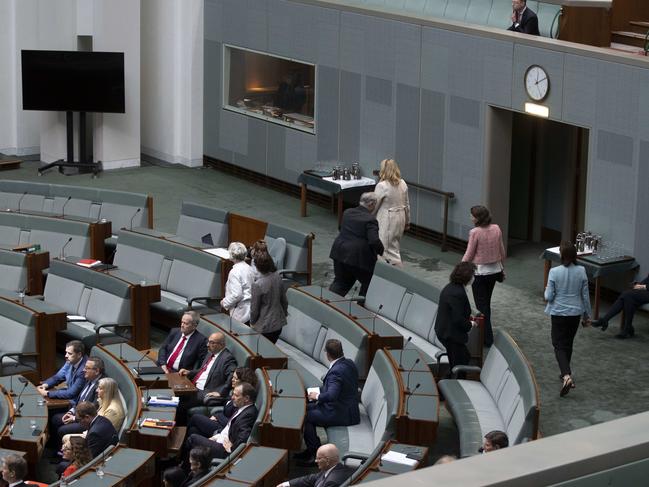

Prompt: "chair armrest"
[451,365,482,378]
[342,452,369,465]
[0,351,38,374]
[94,323,133,342]
[434,350,447,360]
[187,295,222,307]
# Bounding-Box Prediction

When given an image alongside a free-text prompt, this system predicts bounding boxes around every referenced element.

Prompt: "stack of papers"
[202,248,230,259]
[381,451,418,466]
[147,395,179,407]
[77,259,102,268]
[141,418,175,429]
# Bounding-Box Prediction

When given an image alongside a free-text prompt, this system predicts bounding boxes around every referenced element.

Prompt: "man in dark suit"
[75,401,119,457]
[176,331,237,423]
[52,356,105,442]
[296,339,360,466]
[37,340,88,400]
[0,454,28,487]
[592,273,649,338]
[507,0,540,35]
[157,311,208,373]
[329,192,384,297]
[277,444,352,487]
[183,382,258,460]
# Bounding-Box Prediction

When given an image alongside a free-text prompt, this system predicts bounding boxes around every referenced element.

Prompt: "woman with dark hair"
[434,262,478,378]
[183,447,211,486]
[462,205,506,347]
[544,241,591,396]
[163,466,186,487]
[61,436,92,478]
[249,240,276,281]
[250,254,288,344]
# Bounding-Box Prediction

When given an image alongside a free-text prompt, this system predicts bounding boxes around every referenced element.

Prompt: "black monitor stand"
[38,111,102,177]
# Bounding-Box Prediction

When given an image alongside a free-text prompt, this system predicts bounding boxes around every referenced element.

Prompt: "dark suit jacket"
[435,282,473,345]
[315,358,360,426]
[157,329,207,371]
[86,415,119,457]
[329,206,384,272]
[507,7,540,35]
[218,403,258,451]
[290,464,354,487]
[188,348,237,396]
[70,374,103,411]
[44,356,88,400]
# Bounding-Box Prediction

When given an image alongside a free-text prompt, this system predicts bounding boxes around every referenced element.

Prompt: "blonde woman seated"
[62,377,125,444]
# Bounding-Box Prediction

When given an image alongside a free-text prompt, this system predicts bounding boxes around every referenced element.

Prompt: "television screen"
[21,50,125,113]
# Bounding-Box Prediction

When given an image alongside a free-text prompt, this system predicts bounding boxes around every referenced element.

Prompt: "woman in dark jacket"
[435,261,477,378]
[250,254,288,343]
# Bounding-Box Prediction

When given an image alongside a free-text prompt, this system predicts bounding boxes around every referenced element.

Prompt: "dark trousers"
[185,433,227,460]
[329,260,373,297]
[601,289,649,334]
[551,315,580,377]
[472,273,499,346]
[303,403,342,454]
[440,339,471,379]
[187,413,220,438]
[263,330,282,344]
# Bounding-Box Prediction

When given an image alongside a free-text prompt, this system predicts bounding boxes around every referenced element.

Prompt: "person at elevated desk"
[221,242,253,325]
[52,356,105,441]
[592,273,649,339]
[296,339,360,467]
[157,311,208,373]
[186,367,258,437]
[183,382,258,461]
[507,0,540,35]
[277,444,352,487]
[75,401,119,457]
[177,331,237,423]
[1,454,28,487]
[329,192,384,298]
[37,340,88,401]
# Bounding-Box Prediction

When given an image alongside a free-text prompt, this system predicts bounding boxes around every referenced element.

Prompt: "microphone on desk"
[13,378,29,416]
[129,208,141,231]
[254,333,261,356]
[319,272,329,300]
[133,349,151,375]
[17,191,27,213]
[405,358,420,393]
[371,304,384,334]
[348,285,359,316]
[142,376,162,411]
[228,313,233,336]
[61,196,72,218]
[398,337,412,370]
[269,388,283,424]
[118,341,127,363]
[59,237,73,260]
[405,383,420,415]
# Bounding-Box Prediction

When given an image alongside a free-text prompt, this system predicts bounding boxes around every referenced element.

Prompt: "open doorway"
[484,107,589,254]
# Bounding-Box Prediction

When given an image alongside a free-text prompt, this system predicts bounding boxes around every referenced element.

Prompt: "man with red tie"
[176,331,238,423]
[157,311,207,373]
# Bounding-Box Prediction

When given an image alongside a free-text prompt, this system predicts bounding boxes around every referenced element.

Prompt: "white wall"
[141,0,203,167]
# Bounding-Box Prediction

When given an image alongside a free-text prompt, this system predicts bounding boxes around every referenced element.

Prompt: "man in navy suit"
[329,192,384,297]
[296,339,360,466]
[157,311,208,373]
[1,454,28,487]
[37,340,88,400]
[76,401,119,457]
[507,0,540,35]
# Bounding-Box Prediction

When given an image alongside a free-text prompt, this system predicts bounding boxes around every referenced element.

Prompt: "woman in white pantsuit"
[374,158,410,266]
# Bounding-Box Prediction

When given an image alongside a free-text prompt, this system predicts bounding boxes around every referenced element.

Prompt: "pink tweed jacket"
[462,224,506,265]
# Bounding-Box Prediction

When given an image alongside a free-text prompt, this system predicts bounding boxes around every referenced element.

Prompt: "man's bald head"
[208,332,226,353]
[315,444,339,470]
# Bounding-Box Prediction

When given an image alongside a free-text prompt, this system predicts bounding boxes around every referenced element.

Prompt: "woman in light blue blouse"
[544,241,591,397]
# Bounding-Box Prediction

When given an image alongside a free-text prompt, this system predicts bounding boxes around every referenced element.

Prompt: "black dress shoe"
[615,332,633,339]
[591,319,608,331]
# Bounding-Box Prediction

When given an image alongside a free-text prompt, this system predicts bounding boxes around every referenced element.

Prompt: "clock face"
[524,65,549,101]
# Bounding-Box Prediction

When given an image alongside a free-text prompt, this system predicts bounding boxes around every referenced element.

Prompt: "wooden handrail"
[373,170,455,251]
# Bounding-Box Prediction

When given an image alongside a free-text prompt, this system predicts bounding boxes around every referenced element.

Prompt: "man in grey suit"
[277,444,352,487]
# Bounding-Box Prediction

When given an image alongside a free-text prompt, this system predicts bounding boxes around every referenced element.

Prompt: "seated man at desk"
[177,331,237,422]
[37,340,88,401]
[277,444,352,487]
[1,454,28,487]
[592,273,649,339]
[75,401,119,457]
[296,339,360,466]
[52,356,105,443]
[157,311,208,373]
[183,382,258,460]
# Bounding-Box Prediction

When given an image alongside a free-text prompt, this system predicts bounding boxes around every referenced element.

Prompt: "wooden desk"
[205,445,288,487]
[24,250,49,295]
[166,372,197,396]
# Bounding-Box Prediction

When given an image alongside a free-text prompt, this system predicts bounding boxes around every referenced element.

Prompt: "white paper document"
[202,248,230,259]
[381,450,417,466]
[67,315,86,322]
[306,387,320,396]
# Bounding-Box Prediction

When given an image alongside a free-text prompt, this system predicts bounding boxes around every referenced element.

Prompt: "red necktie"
[192,354,215,385]
[166,336,187,370]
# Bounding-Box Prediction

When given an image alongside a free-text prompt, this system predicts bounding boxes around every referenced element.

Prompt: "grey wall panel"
[635,140,649,272]
[339,70,362,163]
[595,61,639,136]
[481,37,513,107]
[316,66,340,162]
[267,123,286,177]
[233,118,267,173]
[282,128,317,181]
[362,16,397,80]
[221,0,268,51]
[449,95,480,129]
[638,71,649,141]
[360,99,396,171]
[395,83,420,181]
[340,13,366,74]
[419,89,445,189]
[562,54,598,128]
[597,130,633,167]
[413,190,443,231]
[420,27,450,93]
[204,40,233,162]
[366,76,393,106]
[219,110,249,155]
[205,0,223,43]
[512,44,564,119]
[394,21,421,87]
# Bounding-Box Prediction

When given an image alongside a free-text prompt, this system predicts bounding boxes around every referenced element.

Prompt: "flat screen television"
[21,50,125,113]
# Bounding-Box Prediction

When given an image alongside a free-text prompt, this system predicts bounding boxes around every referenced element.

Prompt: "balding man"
[278,444,352,487]
[157,311,207,373]
[177,331,237,422]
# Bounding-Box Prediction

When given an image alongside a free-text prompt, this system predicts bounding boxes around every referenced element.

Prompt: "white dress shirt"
[194,350,221,391]
[169,331,195,371]
[221,261,253,323]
